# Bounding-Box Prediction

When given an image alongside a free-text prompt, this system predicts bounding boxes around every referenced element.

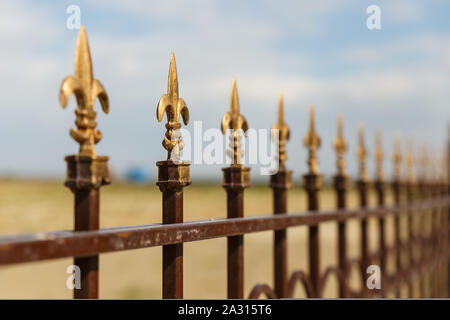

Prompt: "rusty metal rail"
[0,197,448,266]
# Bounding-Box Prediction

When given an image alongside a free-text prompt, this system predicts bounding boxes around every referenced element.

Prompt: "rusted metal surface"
[65,154,110,299]
[221,79,251,299]
[334,174,348,298]
[0,197,447,266]
[391,179,402,298]
[333,114,349,298]
[156,54,192,299]
[270,170,291,299]
[303,105,322,298]
[58,26,111,299]
[73,188,100,299]
[268,96,292,299]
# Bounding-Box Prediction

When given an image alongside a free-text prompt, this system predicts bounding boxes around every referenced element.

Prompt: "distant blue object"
[125,167,151,183]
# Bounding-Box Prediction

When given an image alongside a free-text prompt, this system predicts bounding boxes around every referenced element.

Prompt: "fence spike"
[374,129,384,181]
[59,25,109,157]
[221,78,249,165]
[156,53,189,162]
[304,105,321,174]
[333,113,347,175]
[272,92,290,170]
[406,139,415,184]
[392,133,402,181]
[357,124,368,182]
[419,143,430,182]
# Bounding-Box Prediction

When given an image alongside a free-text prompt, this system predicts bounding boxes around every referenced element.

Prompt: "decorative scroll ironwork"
[221,78,249,165]
[157,53,190,162]
[59,26,110,157]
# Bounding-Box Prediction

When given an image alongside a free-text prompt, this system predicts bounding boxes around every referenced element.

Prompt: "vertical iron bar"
[223,166,250,299]
[357,180,369,294]
[334,174,348,297]
[227,189,244,299]
[418,180,427,297]
[304,174,322,297]
[270,170,292,298]
[65,155,110,299]
[73,189,100,299]
[157,161,191,299]
[375,181,386,284]
[392,180,402,298]
[406,181,415,297]
[162,190,184,299]
[273,189,287,298]
[447,133,450,297]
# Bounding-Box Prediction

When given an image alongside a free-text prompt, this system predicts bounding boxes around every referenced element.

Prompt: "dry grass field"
[0,178,402,299]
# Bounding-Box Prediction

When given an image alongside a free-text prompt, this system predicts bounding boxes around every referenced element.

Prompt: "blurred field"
[0,178,402,299]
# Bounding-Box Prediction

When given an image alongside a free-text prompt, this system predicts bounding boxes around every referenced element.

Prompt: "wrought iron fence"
[0,26,449,299]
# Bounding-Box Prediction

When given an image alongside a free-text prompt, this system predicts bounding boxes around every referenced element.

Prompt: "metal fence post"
[156,53,191,299]
[270,93,292,299]
[333,114,349,298]
[374,130,386,286]
[447,127,450,297]
[59,26,110,299]
[356,125,370,294]
[417,145,429,297]
[303,105,322,298]
[221,79,250,299]
[405,140,416,297]
[391,134,403,298]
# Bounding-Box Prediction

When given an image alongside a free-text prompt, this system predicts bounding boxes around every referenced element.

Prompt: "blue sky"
[0,0,449,182]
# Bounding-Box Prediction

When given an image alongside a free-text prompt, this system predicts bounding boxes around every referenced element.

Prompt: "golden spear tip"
[75,25,93,81]
[394,132,401,143]
[168,52,178,97]
[357,124,365,141]
[278,92,284,122]
[230,78,239,114]
[309,104,315,129]
[337,113,343,133]
[375,129,382,147]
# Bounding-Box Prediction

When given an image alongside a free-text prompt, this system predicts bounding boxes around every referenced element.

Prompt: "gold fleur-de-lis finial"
[357,124,369,182]
[406,139,415,184]
[59,26,109,157]
[374,129,384,181]
[272,92,290,170]
[221,78,249,165]
[441,150,448,185]
[333,114,347,175]
[392,133,402,181]
[157,53,190,162]
[432,154,439,183]
[418,143,429,181]
[304,105,321,174]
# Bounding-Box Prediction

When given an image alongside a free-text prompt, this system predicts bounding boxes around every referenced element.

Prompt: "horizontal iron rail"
[0,196,448,266]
